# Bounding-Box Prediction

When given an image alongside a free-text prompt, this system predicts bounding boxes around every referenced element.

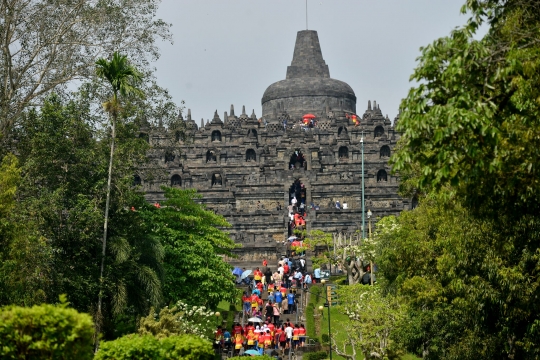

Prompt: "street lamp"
[361,133,365,240]
[214,311,221,327]
[366,209,374,286]
[367,209,372,237]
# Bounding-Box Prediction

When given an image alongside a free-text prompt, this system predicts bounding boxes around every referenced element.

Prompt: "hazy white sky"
[154,0,474,123]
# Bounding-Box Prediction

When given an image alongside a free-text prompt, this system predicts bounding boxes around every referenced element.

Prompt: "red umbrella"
[302,113,316,119]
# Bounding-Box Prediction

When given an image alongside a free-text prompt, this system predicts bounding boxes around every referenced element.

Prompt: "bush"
[95,335,161,360]
[303,351,329,360]
[0,299,94,359]
[305,286,321,341]
[321,333,330,345]
[95,334,214,360]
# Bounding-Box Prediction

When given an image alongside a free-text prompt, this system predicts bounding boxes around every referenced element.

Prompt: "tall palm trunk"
[95,99,117,351]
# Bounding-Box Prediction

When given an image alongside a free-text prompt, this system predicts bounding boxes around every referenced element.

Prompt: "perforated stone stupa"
[139,30,409,266]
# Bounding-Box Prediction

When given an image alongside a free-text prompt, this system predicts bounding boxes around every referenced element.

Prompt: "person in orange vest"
[253,267,263,284]
[263,329,273,348]
[250,293,260,315]
[257,331,265,351]
[299,324,307,347]
[246,329,257,349]
[233,332,244,356]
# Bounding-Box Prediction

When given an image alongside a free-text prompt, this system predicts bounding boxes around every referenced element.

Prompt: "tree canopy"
[380,1,540,358]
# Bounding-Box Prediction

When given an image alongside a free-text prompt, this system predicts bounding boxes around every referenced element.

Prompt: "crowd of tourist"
[223,254,319,357]
[214,319,306,357]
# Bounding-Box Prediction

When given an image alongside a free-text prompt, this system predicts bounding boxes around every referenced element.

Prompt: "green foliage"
[4,96,161,337]
[303,351,329,360]
[377,195,540,359]
[334,285,404,359]
[142,188,238,308]
[95,334,214,360]
[138,300,216,340]
[0,154,20,218]
[0,298,94,359]
[385,1,540,358]
[305,286,322,341]
[391,0,540,216]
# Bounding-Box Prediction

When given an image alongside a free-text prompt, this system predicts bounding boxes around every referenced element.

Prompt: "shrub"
[0,299,94,359]
[95,334,214,360]
[303,350,328,360]
[306,286,321,341]
[138,301,216,340]
[95,334,161,360]
[321,333,330,345]
[160,335,214,360]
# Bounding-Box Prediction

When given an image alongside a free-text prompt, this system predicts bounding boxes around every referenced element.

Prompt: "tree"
[332,285,404,360]
[142,188,238,309]
[7,96,162,339]
[304,230,372,285]
[390,0,540,218]
[95,52,144,344]
[376,193,540,359]
[384,0,540,358]
[0,0,171,141]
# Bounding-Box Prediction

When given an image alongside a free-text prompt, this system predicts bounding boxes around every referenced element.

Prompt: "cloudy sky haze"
[154,0,475,122]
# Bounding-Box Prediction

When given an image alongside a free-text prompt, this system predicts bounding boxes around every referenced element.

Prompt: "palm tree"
[94,52,143,349]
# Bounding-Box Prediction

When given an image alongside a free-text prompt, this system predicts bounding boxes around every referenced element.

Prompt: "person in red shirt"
[263,330,273,348]
[253,267,263,284]
[299,324,307,346]
[233,322,243,336]
[262,259,268,267]
[250,293,260,315]
[242,293,251,316]
[283,263,289,275]
[256,281,264,292]
[292,324,301,349]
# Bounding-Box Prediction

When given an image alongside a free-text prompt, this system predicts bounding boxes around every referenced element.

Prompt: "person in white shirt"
[291,197,297,206]
[278,266,284,276]
[285,324,294,347]
[343,202,348,209]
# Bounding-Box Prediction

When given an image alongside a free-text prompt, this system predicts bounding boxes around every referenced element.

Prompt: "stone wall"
[140,102,406,263]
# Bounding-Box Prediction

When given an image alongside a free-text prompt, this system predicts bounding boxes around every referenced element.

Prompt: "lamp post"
[367,209,373,286]
[215,311,221,327]
[361,132,365,240]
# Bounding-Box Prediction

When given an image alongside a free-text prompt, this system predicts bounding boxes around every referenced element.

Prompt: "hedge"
[303,351,328,360]
[95,334,214,360]
[305,285,321,342]
[0,301,94,359]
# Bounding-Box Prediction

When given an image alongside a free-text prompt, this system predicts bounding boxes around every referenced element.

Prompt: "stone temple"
[139,30,408,266]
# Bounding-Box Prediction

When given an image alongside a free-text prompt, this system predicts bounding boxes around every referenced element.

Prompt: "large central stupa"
[262,30,357,121]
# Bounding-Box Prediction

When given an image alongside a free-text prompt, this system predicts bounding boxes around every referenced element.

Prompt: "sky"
[154,0,476,123]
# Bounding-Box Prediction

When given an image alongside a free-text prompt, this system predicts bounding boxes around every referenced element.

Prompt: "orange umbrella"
[302,113,316,119]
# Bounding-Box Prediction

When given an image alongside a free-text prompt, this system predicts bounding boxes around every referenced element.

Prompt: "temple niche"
[141,30,404,267]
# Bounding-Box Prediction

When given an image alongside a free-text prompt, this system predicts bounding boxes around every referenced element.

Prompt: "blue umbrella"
[244,349,260,356]
[241,269,252,280]
[232,267,243,276]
